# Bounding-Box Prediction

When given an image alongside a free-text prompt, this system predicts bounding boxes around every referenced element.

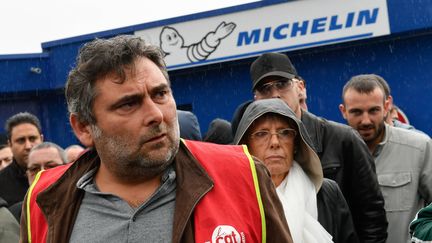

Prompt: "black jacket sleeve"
[318,178,359,243]
[342,128,388,243]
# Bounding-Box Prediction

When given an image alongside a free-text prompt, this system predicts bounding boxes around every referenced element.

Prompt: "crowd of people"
[0,35,431,242]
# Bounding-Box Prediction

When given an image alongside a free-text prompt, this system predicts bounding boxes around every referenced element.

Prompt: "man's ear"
[70,114,94,147]
[384,96,391,117]
[339,104,347,120]
[297,79,306,91]
[387,95,394,108]
[40,134,44,142]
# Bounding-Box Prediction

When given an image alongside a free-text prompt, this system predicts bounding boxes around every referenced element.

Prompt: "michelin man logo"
[204,225,245,243]
[159,21,236,64]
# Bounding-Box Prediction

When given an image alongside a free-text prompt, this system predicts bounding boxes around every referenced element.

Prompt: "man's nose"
[360,113,372,125]
[142,99,163,126]
[24,139,33,149]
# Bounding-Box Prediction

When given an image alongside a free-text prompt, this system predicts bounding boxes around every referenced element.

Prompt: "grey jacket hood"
[233,98,323,191]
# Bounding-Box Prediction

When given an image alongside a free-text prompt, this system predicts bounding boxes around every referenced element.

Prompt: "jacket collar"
[36,142,213,243]
[37,148,99,241]
[373,124,390,158]
[172,141,214,243]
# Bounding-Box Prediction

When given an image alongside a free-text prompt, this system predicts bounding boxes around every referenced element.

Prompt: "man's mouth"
[145,133,167,143]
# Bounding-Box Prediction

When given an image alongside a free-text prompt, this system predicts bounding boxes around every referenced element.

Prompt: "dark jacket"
[301,110,387,243]
[20,142,292,243]
[318,178,359,243]
[178,110,202,141]
[0,159,29,205]
[203,118,233,145]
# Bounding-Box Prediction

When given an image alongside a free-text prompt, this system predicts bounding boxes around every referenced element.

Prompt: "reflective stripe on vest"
[26,170,44,243]
[183,139,266,243]
[27,163,72,243]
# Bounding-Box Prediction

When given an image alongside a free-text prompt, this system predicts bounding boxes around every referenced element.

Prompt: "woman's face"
[246,115,296,180]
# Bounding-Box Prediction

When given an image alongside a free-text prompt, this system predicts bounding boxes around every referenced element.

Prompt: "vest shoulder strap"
[26,163,72,243]
[183,139,266,243]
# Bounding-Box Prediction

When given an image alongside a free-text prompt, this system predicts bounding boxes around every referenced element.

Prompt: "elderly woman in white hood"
[233,98,358,243]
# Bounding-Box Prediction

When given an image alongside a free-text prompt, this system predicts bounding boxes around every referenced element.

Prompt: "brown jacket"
[20,142,292,242]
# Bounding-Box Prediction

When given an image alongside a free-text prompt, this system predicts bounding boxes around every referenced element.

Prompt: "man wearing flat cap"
[247,52,388,242]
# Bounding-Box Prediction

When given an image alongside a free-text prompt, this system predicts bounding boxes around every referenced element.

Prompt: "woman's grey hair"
[65,35,169,125]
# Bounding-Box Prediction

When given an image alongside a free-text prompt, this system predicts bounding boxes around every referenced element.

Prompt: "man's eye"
[370,108,380,114]
[153,90,169,102]
[118,102,138,111]
[257,85,271,95]
[350,110,362,116]
[28,167,39,174]
[275,80,289,89]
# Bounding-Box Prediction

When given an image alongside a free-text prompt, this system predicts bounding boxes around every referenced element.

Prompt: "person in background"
[0,144,13,171]
[234,98,358,243]
[374,74,427,135]
[247,52,387,242]
[177,110,202,140]
[0,112,43,206]
[203,118,233,145]
[20,35,293,242]
[410,203,432,242]
[64,144,85,163]
[0,197,19,243]
[297,77,308,111]
[339,74,432,243]
[26,142,67,184]
[9,141,67,222]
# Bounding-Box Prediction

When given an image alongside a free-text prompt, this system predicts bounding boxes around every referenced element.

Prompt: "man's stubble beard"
[362,120,385,146]
[91,120,180,182]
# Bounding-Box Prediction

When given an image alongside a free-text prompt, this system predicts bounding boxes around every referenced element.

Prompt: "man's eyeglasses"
[255,78,295,97]
[250,128,297,144]
[26,163,61,176]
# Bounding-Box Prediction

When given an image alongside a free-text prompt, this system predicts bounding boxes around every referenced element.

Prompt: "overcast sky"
[0,0,256,55]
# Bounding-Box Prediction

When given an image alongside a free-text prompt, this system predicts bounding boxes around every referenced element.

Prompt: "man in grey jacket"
[340,74,432,243]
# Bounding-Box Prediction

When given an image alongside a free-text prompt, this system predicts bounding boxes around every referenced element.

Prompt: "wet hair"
[65,35,169,125]
[30,142,67,164]
[4,112,42,140]
[342,74,387,103]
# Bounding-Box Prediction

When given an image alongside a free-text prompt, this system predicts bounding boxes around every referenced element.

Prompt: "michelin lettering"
[237,8,379,46]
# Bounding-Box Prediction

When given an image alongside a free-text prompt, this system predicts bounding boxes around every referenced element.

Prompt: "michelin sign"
[135,0,390,70]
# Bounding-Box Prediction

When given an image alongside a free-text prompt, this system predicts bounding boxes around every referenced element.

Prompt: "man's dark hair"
[65,35,169,125]
[342,74,387,103]
[30,142,67,164]
[373,74,391,98]
[5,112,42,140]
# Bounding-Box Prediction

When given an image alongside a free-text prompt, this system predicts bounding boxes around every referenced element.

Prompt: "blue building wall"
[0,0,431,147]
[169,30,432,137]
